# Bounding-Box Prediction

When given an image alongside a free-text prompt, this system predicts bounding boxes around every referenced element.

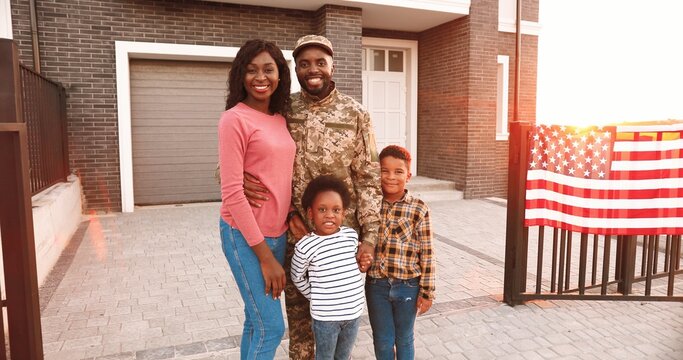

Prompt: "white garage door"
[130,59,229,205]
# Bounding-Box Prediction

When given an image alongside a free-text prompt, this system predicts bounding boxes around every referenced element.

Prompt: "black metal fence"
[20,65,69,195]
[0,38,48,360]
[504,122,683,305]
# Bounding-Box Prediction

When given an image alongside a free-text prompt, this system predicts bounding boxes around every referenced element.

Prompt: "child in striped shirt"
[290,175,365,360]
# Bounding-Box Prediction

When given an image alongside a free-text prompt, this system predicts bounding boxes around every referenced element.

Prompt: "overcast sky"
[536,0,683,125]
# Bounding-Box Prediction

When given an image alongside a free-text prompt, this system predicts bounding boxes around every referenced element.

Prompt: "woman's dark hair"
[225,39,291,115]
[301,175,351,211]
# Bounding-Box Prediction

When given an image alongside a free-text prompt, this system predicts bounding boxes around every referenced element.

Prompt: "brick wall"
[462,0,499,199]
[314,5,363,101]
[11,0,369,211]
[417,17,470,191]
[417,0,538,198]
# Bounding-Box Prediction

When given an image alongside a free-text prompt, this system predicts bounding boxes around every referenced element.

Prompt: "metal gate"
[503,122,683,305]
[0,39,47,360]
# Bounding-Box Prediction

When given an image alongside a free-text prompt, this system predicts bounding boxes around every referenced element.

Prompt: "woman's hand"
[260,256,286,300]
[251,241,285,299]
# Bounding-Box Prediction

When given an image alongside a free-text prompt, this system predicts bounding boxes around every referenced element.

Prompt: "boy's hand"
[356,243,374,272]
[416,297,432,316]
[288,213,309,242]
[357,252,373,273]
[243,172,269,207]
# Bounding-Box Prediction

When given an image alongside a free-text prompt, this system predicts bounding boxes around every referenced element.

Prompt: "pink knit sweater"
[218,102,295,246]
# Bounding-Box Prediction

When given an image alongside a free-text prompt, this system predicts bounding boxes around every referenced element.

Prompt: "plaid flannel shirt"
[368,190,435,300]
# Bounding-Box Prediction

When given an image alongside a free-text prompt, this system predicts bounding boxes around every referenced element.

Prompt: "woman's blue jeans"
[365,277,420,360]
[312,317,360,360]
[220,218,286,360]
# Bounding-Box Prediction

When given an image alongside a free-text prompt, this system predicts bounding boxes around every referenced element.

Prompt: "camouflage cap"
[293,35,333,59]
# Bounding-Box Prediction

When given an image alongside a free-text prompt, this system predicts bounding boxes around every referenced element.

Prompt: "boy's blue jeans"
[365,277,420,360]
[220,218,286,360]
[312,317,360,360]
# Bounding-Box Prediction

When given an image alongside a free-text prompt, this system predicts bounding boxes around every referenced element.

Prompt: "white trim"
[362,37,418,175]
[345,0,470,14]
[498,20,541,36]
[0,0,12,39]
[114,41,298,212]
[496,55,509,141]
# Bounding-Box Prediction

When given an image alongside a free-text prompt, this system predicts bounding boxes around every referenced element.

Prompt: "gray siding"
[130,59,229,205]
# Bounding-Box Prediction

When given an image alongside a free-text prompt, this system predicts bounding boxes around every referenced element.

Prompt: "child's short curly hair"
[379,145,412,169]
[301,175,351,211]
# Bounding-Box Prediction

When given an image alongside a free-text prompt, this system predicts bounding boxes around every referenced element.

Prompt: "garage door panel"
[132,98,225,109]
[131,59,228,205]
[129,101,225,112]
[133,147,217,158]
[134,184,219,197]
[131,65,228,77]
[132,131,217,143]
[135,192,219,206]
[131,93,226,103]
[134,170,217,181]
[131,111,224,122]
[133,155,218,166]
[133,162,216,174]
[131,79,227,89]
[136,177,218,190]
[132,126,217,135]
[132,87,226,97]
[132,141,217,151]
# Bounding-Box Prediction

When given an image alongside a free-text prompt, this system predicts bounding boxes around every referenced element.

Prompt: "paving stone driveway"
[39,200,683,359]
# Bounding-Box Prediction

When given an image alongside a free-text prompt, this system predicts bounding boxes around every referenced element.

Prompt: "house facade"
[5,0,539,212]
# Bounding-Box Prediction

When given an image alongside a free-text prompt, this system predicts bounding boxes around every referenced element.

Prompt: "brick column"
[463,0,499,198]
[314,5,363,101]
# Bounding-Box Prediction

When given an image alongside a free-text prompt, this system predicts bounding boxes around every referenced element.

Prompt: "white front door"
[362,48,407,153]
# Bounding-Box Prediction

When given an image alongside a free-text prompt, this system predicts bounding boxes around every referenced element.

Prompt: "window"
[388,51,403,72]
[371,49,385,71]
[363,48,405,73]
[496,55,509,140]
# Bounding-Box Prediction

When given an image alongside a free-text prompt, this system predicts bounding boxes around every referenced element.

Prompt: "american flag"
[524,122,683,235]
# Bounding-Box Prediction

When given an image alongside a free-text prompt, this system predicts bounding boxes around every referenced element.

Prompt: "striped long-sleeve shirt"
[290,226,365,321]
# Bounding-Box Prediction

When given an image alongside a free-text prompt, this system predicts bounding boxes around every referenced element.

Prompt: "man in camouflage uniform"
[245,35,382,359]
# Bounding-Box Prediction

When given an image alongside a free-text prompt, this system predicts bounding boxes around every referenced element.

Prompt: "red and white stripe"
[525,123,683,235]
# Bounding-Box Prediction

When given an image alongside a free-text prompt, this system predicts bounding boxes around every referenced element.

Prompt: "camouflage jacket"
[288,85,382,246]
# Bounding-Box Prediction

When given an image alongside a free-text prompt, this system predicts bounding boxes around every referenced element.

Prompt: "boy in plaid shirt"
[365,145,435,360]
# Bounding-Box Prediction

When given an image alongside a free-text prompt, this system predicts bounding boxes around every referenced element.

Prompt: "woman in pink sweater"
[218,39,295,359]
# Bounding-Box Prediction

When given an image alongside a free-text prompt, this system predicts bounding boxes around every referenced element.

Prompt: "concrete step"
[406,176,463,203]
[407,176,456,192]
[411,189,464,203]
